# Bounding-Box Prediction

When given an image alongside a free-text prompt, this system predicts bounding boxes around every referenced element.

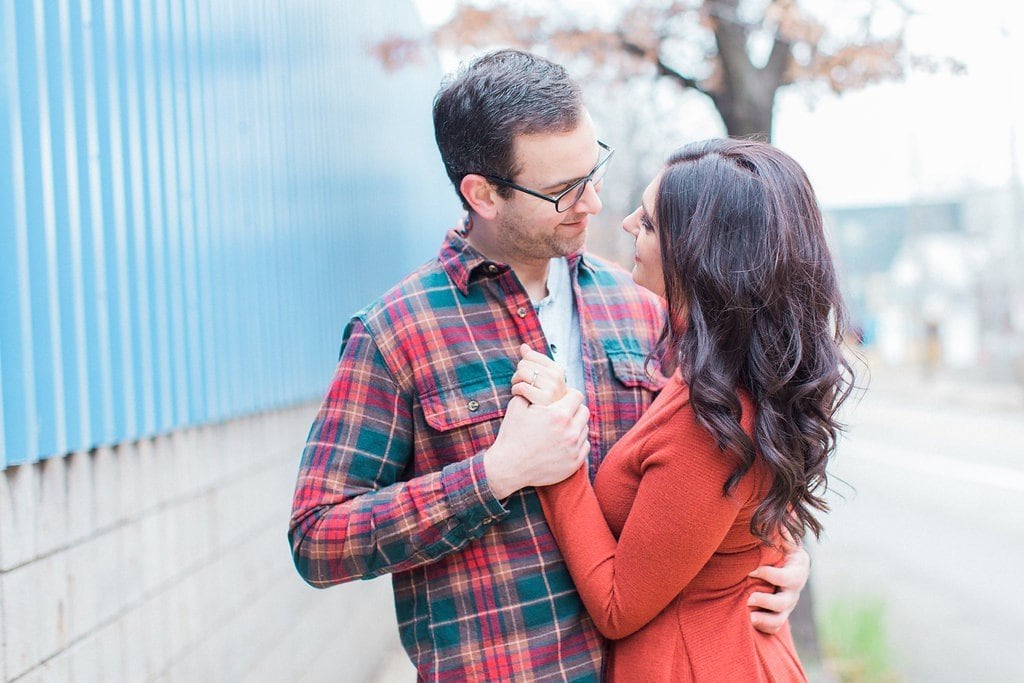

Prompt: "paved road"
[812,378,1024,682]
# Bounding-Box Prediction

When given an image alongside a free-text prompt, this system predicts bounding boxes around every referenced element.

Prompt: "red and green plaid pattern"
[290,230,665,681]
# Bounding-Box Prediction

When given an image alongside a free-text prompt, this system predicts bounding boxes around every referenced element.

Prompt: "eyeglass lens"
[555,156,611,212]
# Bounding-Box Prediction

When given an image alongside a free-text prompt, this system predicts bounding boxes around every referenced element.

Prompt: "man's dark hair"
[433,49,583,210]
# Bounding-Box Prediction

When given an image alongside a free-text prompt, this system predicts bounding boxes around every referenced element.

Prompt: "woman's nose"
[622,209,640,237]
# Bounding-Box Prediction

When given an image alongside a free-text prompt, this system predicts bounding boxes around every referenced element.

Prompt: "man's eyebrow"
[538,148,602,192]
[538,177,581,193]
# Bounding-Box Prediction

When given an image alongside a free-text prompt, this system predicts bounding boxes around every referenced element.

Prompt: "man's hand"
[484,390,589,499]
[746,539,810,634]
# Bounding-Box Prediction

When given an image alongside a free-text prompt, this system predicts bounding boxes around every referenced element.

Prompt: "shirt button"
[486,264,498,273]
[467,400,480,412]
[516,306,528,318]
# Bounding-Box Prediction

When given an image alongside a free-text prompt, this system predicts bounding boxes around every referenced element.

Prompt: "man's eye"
[555,180,581,195]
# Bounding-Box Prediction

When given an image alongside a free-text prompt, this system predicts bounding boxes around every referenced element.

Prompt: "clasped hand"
[483,345,588,499]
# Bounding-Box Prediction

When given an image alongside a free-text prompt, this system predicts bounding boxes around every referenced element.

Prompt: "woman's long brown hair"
[654,138,854,544]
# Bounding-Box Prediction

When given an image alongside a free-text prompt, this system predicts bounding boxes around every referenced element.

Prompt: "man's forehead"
[511,127,600,185]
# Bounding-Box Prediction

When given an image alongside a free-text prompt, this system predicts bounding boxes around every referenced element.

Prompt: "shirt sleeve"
[288,318,508,587]
[537,406,752,639]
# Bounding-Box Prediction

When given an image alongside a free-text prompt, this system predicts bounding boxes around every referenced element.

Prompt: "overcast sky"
[413,0,1024,209]
[776,0,1024,207]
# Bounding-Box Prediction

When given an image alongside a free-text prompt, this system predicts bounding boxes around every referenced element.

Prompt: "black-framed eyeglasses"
[482,141,614,213]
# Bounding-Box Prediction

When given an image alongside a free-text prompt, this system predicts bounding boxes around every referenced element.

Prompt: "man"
[289,49,807,682]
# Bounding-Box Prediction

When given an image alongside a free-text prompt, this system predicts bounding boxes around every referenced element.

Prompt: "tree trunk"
[711,90,776,141]
[707,0,788,141]
[790,579,826,670]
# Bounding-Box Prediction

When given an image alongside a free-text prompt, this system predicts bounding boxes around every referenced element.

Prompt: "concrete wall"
[0,404,402,681]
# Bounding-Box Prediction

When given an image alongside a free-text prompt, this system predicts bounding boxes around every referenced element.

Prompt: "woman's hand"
[485,344,587,499]
[511,344,569,406]
[483,391,590,499]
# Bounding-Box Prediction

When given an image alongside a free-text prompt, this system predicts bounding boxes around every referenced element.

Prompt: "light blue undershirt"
[533,257,585,402]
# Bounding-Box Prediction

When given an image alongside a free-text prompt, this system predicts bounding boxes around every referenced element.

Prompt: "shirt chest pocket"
[418,373,513,462]
[604,347,663,429]
[606,342,662,390]
[607,350,658,389]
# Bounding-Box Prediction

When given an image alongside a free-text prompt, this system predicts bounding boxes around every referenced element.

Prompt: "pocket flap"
[607,349,661,390]
[420,373,511,432]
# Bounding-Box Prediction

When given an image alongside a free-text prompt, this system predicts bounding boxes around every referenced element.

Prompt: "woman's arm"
[513,345,809,635]
[536,412,749,639]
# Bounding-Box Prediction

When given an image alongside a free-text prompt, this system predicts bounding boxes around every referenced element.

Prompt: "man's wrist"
[483,446,518,500]
[440,454,510,533]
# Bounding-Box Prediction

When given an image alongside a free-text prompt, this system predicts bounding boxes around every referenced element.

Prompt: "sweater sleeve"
[537,404,752,639]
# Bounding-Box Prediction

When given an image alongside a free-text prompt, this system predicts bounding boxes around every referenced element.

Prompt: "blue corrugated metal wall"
[0,1,457,467]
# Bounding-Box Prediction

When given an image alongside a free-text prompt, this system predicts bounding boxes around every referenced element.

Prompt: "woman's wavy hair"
[653,138,854,544]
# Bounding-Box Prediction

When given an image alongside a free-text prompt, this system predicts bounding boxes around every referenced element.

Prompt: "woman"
[512,139,853,681]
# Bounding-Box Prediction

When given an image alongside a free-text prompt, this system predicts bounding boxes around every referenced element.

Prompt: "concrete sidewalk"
[367,647,415,682]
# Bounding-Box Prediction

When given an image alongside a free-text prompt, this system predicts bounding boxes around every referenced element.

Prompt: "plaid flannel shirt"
[289,229,665,682]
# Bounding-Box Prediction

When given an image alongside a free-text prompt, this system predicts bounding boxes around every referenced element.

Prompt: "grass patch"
[820,597,900,682]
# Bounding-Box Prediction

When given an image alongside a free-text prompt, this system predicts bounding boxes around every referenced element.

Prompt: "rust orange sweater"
[538,374,807,682]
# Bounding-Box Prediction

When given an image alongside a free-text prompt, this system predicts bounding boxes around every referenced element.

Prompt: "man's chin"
[556,232,587,256]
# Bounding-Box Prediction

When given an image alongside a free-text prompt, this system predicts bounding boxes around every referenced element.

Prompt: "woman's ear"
[460,174,500,221]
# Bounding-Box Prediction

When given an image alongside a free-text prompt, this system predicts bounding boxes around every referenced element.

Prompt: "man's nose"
[575,180,603,216]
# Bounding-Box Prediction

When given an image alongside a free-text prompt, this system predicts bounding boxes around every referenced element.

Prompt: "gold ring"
[530,370,539,387]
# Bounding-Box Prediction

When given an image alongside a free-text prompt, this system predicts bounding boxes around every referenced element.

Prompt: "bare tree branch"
[376,0,951,140]
[617,33,709,95]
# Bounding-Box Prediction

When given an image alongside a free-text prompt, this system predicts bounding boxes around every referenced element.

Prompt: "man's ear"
[460,174,500,221]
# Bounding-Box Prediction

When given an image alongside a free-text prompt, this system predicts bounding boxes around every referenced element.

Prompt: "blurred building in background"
[826,186,1024,382]
[0,2,455,680]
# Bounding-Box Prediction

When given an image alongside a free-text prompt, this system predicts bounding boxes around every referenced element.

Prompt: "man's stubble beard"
[498,211,587,261]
